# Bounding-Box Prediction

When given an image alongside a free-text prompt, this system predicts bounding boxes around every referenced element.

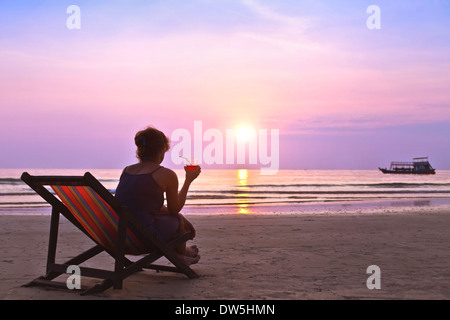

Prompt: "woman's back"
[115,166,164,229]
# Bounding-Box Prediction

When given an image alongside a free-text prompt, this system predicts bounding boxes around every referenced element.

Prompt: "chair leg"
[81,279,114,296]
[164,251,200,279]
[163,233,200,279]
[40,245,105,282]
[45,207,60,275]
[113,279,123,290]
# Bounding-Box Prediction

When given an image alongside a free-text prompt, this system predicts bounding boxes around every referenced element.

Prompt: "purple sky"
[1,1,449,170]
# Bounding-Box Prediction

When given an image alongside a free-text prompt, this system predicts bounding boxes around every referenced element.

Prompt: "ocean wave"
[0,192,38,196]
[241,182,450,188]
[2,170,450,212]
[4,177,449,188]
[188,189,450,196]
[0,201,47,206]
[0,178,24,185]
[0,177,118,184]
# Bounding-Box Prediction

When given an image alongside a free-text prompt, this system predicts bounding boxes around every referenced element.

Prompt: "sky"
[1,0,449,170]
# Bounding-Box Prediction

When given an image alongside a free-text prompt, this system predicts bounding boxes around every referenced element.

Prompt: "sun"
[237,125,255,141]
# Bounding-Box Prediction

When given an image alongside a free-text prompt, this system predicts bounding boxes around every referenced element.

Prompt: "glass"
[180,157,199,171]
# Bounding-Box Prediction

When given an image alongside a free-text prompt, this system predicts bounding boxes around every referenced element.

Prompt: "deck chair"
[20,172,199,295]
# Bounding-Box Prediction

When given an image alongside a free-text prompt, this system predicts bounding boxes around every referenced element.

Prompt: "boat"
[379,157,436,175]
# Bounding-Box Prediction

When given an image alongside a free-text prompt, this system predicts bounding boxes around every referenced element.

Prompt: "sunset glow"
[237,126,255,143]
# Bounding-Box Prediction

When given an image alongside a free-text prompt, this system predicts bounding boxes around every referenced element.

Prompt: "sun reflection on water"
[237,204,250,214]
[237,169,250,214]
[238,169,248,187]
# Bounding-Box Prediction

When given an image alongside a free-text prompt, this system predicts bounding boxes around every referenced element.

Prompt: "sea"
[1,168,450,215]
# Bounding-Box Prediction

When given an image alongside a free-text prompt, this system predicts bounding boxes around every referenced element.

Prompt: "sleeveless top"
[115,166,169,240]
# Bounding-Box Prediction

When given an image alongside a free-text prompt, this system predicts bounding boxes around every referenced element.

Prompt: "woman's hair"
[135,127,170,162]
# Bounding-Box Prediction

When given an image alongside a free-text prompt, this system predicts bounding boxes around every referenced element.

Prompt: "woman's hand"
[184,166,201,183]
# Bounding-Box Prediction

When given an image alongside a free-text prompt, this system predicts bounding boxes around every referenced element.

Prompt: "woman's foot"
[178,253,200,266]
[185,245,199,258]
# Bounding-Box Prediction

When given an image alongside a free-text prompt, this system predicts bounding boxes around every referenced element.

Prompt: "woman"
[115,126,201,265]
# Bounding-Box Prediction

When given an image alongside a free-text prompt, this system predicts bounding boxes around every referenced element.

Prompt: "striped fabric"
[51,185,148,255]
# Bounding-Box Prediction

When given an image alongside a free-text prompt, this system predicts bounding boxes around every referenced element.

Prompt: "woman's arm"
[177,176,193,209]
[165,167,201,214]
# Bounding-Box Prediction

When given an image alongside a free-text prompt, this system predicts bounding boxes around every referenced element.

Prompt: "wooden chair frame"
[21,172,198,295]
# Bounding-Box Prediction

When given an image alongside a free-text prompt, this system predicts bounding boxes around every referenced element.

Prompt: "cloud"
[240,0,308,30]
[238,0,315,50]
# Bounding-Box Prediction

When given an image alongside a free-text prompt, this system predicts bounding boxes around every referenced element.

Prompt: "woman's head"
[135,127,170,163]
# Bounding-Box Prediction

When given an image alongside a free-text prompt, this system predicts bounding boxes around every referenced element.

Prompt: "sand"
[1,207,450,300]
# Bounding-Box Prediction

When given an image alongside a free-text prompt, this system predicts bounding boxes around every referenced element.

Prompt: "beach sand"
[1,207,450,300]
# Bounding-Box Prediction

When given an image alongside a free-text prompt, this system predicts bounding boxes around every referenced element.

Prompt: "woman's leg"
[153,213,200,265]
[175,215,200,261]
[175,215,187,255]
